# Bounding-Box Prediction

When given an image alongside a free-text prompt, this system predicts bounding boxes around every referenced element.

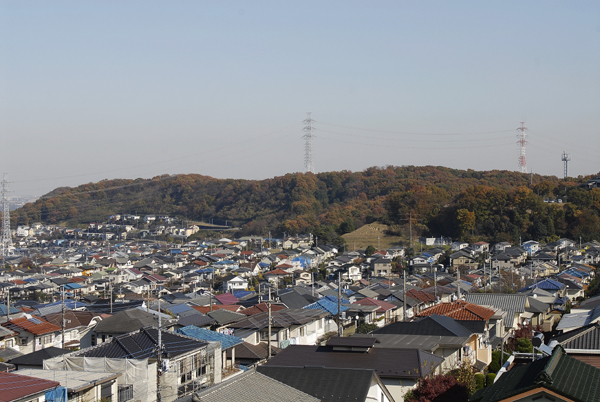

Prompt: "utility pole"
[109,282,113,314]
[403,269,407,322]
[61,286,65,349]
[6,288,10,322]
[337,272,343,337]
[156,297,163,402]
[267,300,272,359]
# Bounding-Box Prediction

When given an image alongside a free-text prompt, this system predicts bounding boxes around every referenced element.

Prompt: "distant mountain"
[9,166,600,245]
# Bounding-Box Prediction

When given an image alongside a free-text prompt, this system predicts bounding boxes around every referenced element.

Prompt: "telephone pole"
[156,297,163,402]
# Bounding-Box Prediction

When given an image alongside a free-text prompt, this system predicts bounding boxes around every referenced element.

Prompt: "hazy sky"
[1,1,598,197]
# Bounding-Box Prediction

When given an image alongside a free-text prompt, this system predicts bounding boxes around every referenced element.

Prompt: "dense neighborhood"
[0,217,599,401]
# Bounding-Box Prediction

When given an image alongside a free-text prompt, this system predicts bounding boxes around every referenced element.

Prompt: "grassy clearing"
[342,222,404,251]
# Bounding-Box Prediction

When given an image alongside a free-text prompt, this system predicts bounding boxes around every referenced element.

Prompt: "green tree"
[365,245,376,256]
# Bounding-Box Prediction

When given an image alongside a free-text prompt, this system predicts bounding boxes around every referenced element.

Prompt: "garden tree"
[355,323,378,334]
[405,374,470,402]
[365,245,376,256]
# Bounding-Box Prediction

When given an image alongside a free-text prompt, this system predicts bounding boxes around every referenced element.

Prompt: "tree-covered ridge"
[9,166,600,245]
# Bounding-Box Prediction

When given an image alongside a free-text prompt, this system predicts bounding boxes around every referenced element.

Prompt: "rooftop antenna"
[561,152,571,180]
[302,112,315,173]
[517,122,528,173]
[0,174,14,258]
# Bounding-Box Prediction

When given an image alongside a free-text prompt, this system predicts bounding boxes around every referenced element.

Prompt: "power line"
[1,174,14,257]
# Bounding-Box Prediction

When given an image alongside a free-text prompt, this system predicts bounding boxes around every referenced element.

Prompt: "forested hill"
[9,166,600,245]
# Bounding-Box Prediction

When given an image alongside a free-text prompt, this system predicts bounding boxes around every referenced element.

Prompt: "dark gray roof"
[264,344,443,379]
[94,308,173,334]
[278,289,312,309]
[553,323,600,350]
[74,327,207,359]
[206,309,246,326]
[372,315,474,337]
[8,347,71,367]
[258,366,392,402]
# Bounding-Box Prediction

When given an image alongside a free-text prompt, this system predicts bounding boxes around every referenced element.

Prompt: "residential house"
[2,315,62,354]
[0,371,61,402]
[264,337,443,401]
[46,327,222,402]
[471,346,600,402]
[257,366,395,402]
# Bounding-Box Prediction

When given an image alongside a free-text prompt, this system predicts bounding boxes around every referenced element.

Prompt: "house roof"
[2,315,61,336]
[417,300,496,321]
[94,308,173,334]
[352,297,396,312]
[214,293,239,305]
[190,369,320,402]
[264,344,444,379]
[0,371,60,402]
[471,346,600,402]
[373,314,474,337]
[241,303,286,316]
[177,326,243,350]
[8,347,71,367]
[258,366,392,402]
[226,341,280,361]
[552,322,600,350]
[74,327,207,359]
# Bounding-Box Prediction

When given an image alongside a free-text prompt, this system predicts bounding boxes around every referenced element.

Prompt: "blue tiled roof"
[521,278,566,292]
[177,326,243,350]
[168,304,194,314]
[232,290,255,299]
[303,298,349,315]
[0,304,21,315]
[323,295,350,304]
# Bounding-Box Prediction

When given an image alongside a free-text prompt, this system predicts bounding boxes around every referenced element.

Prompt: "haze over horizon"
[1,1,598,197]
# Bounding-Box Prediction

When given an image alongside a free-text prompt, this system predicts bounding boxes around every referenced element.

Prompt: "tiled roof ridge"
[538,345,565,384]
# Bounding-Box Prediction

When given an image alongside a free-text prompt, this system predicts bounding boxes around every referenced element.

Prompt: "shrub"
[356,323,379,334]
[516,338,533,353]
[486,373,496,387]
[488,350,502,373]
[474,374,485,391]
[405,374,469,402]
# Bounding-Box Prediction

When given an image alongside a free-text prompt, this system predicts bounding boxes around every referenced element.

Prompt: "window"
[5,339,13,348]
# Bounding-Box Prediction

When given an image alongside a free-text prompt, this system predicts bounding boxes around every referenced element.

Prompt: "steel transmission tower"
[302,112,315,173]
[517,122,528,173]
[561,151,571,180]
[0,175,13,258]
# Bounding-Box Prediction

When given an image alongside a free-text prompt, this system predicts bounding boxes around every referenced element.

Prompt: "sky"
[0,1,599,198]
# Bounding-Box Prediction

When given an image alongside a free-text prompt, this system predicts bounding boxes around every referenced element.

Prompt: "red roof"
[68,276,86,283]
[406,288,436,303]
[276,263,293,269]
[353,297,396,312]
[0,371,59,402]
[3,315,61,336]
[193,260,208,266]
[240,251,254,256]
[214,293,239,305]
[10,280,26,285]
[264,269,290,276]
[417,300,496,321]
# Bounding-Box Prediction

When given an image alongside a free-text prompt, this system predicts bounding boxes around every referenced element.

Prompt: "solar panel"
[28,317,42,324]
